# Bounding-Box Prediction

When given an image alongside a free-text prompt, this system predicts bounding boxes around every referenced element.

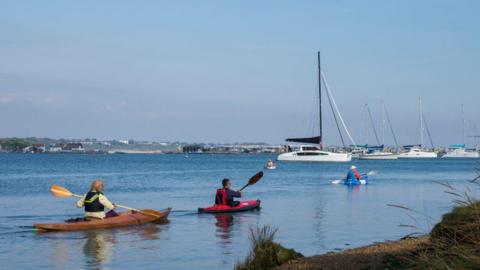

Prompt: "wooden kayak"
[34,208,171,231]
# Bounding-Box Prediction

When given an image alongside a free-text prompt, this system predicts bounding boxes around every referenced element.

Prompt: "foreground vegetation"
[272,190,480,270]
[235,226,303,270]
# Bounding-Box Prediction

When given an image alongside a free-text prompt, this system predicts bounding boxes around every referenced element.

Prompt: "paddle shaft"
[239,183,249,192]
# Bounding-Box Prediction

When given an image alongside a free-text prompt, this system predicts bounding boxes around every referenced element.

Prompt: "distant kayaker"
[266,160,275,169]
[346,165,361,181]
[215,179,242,207]
[76,180,117,220]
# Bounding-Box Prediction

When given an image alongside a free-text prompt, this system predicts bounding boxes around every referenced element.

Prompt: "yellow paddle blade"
[50,185,74,198]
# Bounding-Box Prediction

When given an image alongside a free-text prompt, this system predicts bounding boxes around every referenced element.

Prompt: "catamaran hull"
[277,151,351,162]
[398,152,437,158]
[442,152,479,158]
[359,153,398,160]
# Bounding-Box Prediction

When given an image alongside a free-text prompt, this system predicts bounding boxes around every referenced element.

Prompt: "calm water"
[0,153,478,270]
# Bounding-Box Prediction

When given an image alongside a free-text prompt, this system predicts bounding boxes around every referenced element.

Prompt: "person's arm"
[76,194,86,208]
[231,189,242,198]
[99,194,115,210]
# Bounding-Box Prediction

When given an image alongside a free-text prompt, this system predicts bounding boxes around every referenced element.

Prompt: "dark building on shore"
[182,145,203,153]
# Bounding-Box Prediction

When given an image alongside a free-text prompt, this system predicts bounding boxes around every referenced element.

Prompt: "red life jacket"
[215,188,227,205]
[352,169,361,180]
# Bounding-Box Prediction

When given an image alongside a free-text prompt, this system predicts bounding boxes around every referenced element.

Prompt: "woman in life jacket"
[215,178,242,207]
[76,179,117,220]
[346,165,362,182]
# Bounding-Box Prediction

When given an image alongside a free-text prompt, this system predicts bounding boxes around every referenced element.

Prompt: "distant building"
[48,144,63,152]
[61,143,85,152]
[182,145,203,153]
[32,144,46,153]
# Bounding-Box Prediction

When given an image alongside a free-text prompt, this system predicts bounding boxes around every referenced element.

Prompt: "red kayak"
[198,200,261,213]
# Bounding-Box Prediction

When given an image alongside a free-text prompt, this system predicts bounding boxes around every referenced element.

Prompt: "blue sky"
[0,1,479,146]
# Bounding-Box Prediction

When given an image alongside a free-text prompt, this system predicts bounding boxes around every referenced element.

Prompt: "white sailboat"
[277,52,352,162]
[398,97,437,159]
[442,105,479,158]
[442,144,479,158]
[358,101,398,160]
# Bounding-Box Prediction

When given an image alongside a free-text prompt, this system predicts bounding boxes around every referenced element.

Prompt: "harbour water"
[0,153,478,269]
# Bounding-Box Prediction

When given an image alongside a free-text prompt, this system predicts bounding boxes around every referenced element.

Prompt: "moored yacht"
[359,146,398,160]
[278,145,351,162]
[398,98,437,159]
[442,144,479,158]
[398,145,437,159]
[277,52,354,162]
[442,106,479,158]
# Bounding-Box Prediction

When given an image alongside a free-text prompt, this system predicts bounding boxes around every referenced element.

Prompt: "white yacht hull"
[442,150,479,158]
[398,151,437,159]
[277,151,351,162]
[359,152,398,160]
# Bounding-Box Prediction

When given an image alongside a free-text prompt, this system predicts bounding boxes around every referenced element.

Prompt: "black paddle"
[239,171,264,191]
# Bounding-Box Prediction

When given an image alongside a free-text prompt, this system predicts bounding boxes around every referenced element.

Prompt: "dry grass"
[235,225,303,270]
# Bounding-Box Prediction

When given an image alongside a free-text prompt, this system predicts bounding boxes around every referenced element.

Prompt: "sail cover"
[286,136,321,144]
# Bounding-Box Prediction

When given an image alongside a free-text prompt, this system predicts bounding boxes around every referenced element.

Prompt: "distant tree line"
[0,138,31,152]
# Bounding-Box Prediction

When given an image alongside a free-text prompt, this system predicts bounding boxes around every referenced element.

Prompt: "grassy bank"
[274,200,480,270]
[236,194,480,270]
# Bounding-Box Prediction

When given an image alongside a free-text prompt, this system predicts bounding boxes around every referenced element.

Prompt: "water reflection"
[211,211,260,255]
[82,231,115,269]
[215,214,235,245]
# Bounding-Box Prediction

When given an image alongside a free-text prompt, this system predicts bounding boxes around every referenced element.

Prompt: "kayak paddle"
[50,185,164,219]
[239,171,264,191]
[331,170,378,185]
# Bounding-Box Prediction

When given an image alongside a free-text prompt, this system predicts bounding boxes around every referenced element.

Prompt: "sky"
[0,0,479,146]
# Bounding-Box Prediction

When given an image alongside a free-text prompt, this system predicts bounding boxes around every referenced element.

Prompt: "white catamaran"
[277,52,353,162]
[398,97,437,159]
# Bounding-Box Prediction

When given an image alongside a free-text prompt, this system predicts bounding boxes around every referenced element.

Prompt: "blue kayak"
[344,175,368,185]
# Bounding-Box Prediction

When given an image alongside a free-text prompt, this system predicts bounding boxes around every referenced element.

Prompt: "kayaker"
[346,165,361,181]
[76,180,117,220]
[266,160,275,168]
[215,179,242,207]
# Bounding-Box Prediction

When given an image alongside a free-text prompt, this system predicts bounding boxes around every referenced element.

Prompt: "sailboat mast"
[318,51,322,149]
[381,99,385,146]
[462,104,465,145]
[419,97,424,148]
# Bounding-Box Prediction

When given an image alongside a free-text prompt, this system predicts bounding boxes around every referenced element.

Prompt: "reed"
[234,225,303,270]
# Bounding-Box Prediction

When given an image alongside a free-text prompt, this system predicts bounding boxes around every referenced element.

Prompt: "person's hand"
[112,204,117,209]
[237,190,242,196]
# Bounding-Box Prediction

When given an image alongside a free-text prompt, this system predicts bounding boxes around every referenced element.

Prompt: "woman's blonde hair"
[91,179,104,191]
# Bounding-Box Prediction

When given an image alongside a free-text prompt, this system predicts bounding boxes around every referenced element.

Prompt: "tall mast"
[419,97,424,148]
[318,51,322,149]
[461,104,465,145]
[364,103,369,145]
[381,99,385,146]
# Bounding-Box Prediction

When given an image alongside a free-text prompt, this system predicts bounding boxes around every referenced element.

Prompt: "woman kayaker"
[215,179,242,207]
[76,180,117,220]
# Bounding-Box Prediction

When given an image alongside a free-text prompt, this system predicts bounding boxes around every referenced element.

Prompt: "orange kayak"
[34,208,171,231]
